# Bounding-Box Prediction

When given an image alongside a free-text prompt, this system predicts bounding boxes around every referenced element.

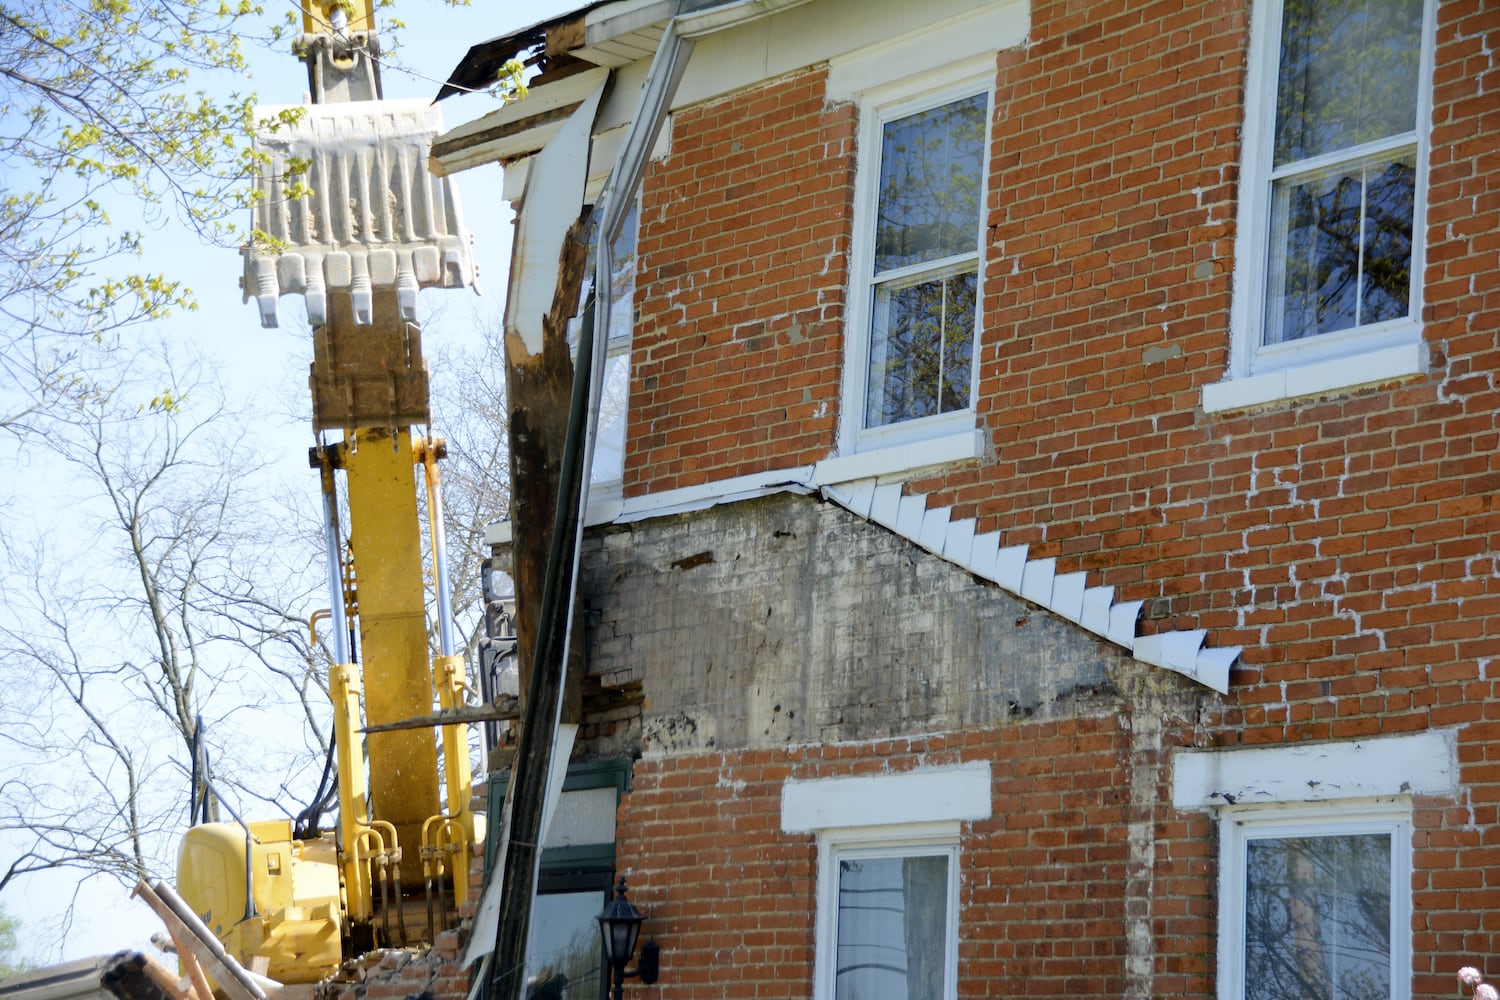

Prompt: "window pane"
[526,890,606,1000]
[568,201,639,352]
[591,350,630,485]
[874,94,986,273]
[1264,151,1414,343]
[1360,153,1417,324]
[835,855,949,1000]
[1244,833,1391,1000]
[865,266,976,428]
[1274,0,1424,167]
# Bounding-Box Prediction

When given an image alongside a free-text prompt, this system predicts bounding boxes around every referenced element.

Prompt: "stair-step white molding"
[822,481,1240,694]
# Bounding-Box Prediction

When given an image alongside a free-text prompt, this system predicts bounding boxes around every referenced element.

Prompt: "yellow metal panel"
[329,660,373,921]
[176,821,342,984]
[344,427,440,885]
[300,0,376,35]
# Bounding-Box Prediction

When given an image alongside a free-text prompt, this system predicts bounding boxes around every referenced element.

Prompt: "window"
[1219,804,1411,1000]
[483,761,631,1000]
[783,765,988,1000]
[844,79,990,452]
[570,200,638,491]
[526,889,608,1000]
[1209,0,1435,411]
[818,832,959,1000]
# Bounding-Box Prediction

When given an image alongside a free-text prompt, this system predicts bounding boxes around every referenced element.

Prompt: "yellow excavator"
[174,0,482,982]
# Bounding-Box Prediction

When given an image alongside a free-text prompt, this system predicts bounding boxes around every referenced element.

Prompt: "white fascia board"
[782,762,993,833]
[586,0,677,42]
[674,0,816,37]
[1171,729,1457,810]
[503,80,606,356]
[432,66,611,175]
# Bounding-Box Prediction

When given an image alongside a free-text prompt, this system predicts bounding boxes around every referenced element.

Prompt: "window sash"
[865,258,978,429]
[816,832,960,1000]
[1219,0,1434,393]
[1259,0,1424,348]
[1261,144,1417,344]
[1270,0,1425,169]
[850,88,987,444]
[1219,806,1410,1000]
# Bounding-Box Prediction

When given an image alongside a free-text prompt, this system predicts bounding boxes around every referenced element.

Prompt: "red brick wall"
[612,715,1223,999]
[609,0,1500,992]
[625,0,1499,714]
[622,5,1500,722]
[629,67,853,493]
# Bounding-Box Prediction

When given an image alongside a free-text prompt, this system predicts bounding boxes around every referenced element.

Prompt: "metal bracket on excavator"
[242,99,477,329]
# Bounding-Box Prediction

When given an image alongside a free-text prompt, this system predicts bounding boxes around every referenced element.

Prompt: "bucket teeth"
[242,99,476,329]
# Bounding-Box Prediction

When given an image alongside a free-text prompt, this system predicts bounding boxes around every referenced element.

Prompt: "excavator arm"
[175,0,481,981]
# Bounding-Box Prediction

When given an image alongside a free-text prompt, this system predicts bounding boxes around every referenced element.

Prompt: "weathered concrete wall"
[579,491,1209,755]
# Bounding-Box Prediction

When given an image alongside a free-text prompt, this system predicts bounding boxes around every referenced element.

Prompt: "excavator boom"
[176,1,481,981]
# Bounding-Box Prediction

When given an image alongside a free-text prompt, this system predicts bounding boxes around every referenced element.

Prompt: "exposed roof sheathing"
[435,2,610,101]
[436,0,729,101]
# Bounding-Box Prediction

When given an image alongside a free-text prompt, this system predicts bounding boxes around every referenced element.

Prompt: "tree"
[0,347,328,909]
[0,2,272,434]
[0,904,29,978]
[428,323,513,667]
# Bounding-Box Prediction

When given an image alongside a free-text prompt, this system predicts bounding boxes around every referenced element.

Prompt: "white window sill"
[580,429,982,528]
[815,427,983,487]
[1202,341,1427,414]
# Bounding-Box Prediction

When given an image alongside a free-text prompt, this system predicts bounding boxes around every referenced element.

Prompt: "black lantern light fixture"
[596,877,659,999]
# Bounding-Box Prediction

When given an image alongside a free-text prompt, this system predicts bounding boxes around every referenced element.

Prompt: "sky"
[3,0,578,967]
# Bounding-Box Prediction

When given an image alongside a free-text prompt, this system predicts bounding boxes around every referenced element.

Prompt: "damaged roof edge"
[435,0,738,102]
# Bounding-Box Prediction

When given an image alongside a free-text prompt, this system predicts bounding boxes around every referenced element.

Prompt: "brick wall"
[629,67,853,493]
[612,713,1222,999]
[590,0,1500,995]
[621,0,1500,734]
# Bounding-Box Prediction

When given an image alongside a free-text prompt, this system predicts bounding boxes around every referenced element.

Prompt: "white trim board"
[781,762,992,832]
[1171,729,1457,809]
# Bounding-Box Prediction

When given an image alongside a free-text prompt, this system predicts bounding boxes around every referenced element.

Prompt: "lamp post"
[596,877,659,1000]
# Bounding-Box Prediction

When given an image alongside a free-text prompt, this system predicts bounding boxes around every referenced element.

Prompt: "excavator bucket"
[243,99,476,329]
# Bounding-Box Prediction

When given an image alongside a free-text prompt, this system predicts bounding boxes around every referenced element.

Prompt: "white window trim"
[1206,0,1438,413]
[783,765,989,1000]
[814,823,962,1000]
[1217,800,1412,1000]
[839,53,995,458]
